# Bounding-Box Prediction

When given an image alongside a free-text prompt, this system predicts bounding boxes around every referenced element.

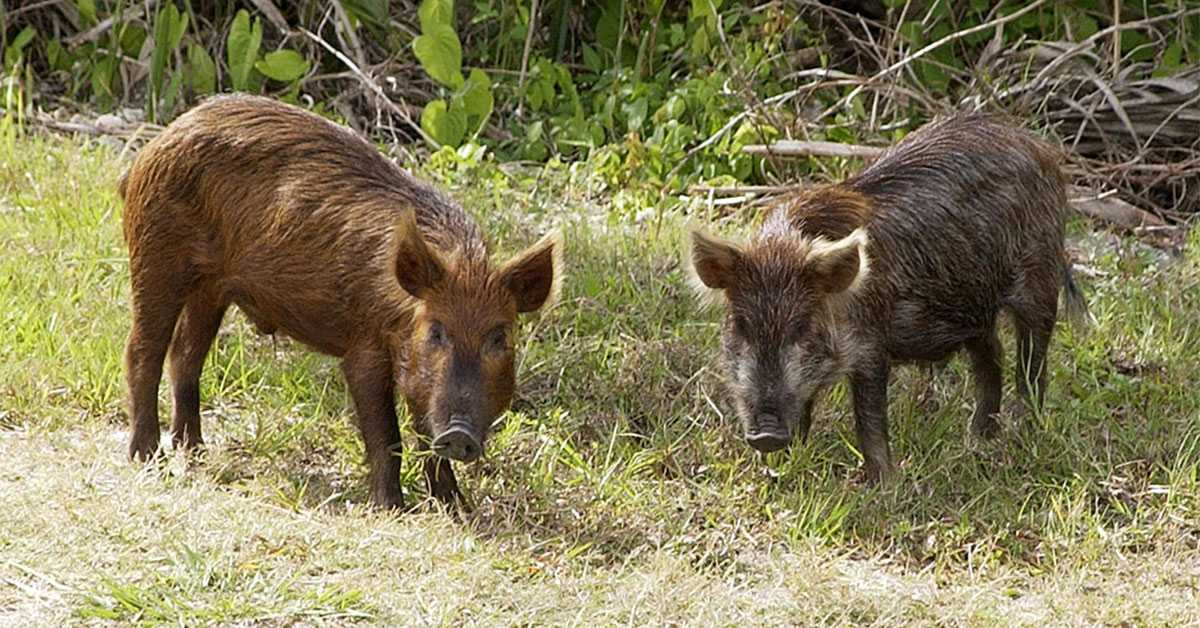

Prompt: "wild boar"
[687,114,1087,481]
[120,94,562,508]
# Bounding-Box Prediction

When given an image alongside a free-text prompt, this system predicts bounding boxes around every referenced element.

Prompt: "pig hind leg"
[1009,271,1060,413]
[965,325,1003,438]
[168,288,228,451]
[127,255,190,461]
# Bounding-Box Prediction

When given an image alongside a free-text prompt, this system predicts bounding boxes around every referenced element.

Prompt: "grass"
[1,130,1199,625]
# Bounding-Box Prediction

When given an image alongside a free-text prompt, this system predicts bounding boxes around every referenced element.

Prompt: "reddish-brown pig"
[120,94,562,508]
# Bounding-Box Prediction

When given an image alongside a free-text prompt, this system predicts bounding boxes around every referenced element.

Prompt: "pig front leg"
[342,347,404,509]
[419,439,463,506]
[849,359,895,483]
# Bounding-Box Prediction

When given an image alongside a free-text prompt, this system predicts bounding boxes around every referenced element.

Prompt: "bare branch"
[742,140,884,159]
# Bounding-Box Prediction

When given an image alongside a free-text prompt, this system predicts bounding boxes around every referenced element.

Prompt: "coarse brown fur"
[688,113,1088,481]
[120,94,562,508]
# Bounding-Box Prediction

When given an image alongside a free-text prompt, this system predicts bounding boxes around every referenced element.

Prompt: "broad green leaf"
[162,71,184,117]
[582,44,602,72]
[462,69,492,117]
[462,68,493,136]
[1121,30,1154,62]
[596,8,620,52]
[420,98,467,147]
[418,0,455,32]
[343,0,390,29]
[150,4,186,118]
[898,21,922,45]
[76,0,97,27]
[187,44,217,95]
[255,49,310,82]
[690,26,709,57]
[169,12,189,50]
[1153,42,1184,77]
[120,24,147,57]
[10,26,35,52]
[413,24,463,89]
[227,10,263,91]
[46,39,71,72]
[6,26,36,69]
[691,0,723,19]
[624,98,648,133]
[91,56,117,107]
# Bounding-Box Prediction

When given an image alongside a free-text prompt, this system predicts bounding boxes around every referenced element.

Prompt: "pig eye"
[428,321,448,346]
[485,325,509,353]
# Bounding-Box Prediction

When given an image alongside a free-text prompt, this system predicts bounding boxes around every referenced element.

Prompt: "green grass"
[2,131,1199,625]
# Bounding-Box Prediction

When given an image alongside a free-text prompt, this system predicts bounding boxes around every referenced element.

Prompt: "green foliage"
[343,0,391,29]
[413,0,496,147]
[4,26,37,71]
[256,50,310,83]
[149,4,189,121]
[413,24,464,89]
[187,44,217,96]
[421,98,467,147]
[226,10,263,92]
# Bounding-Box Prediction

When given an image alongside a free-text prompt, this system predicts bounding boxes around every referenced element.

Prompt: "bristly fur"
[119,94,563,509]
[685,112,1080,483]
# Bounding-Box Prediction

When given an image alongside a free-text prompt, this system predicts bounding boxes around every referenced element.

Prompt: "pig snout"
[432,415,483,462]
[745,412,791,453]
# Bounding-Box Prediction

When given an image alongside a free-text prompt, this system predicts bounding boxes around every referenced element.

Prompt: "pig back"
[121,94,484,354]
[845,115,1068,353]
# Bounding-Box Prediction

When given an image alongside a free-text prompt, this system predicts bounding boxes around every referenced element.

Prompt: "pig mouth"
[745,413,792,453]
[432,416,483,462]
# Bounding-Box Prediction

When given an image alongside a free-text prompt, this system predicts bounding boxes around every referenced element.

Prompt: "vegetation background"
[2,0,1199,623]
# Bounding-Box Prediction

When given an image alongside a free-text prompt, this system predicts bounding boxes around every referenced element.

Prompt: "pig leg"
[966,327,1003,438]
[1013,313,1054,413]
[419,440,462,505]
[126,265,189,461]
[850,359,894,482]
[168,290,228,451]
[342,348,404,509]
[1011,277,1059,413]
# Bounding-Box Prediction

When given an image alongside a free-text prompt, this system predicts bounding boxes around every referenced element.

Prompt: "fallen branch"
[742,140,884,159]
[688,185,793,195]
[66,6,144,48]
[1069,186,1166,229]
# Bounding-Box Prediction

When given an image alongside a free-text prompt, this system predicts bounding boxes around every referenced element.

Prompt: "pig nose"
[746,413,791,453]
[432,415,482,462]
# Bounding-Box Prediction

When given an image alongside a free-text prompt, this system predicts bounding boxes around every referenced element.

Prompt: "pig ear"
[391,211,445,299]
[806,228,869,294]
[499,230,563,313]
[687,229,742,292]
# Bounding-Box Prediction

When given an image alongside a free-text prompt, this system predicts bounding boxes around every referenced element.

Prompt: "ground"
[1,133,1198,625]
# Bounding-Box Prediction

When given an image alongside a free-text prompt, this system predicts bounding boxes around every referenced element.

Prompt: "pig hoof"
[430,483,464,506]
[128,437,161,463]
[370,489,405,511]
[970,415,1002,440]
